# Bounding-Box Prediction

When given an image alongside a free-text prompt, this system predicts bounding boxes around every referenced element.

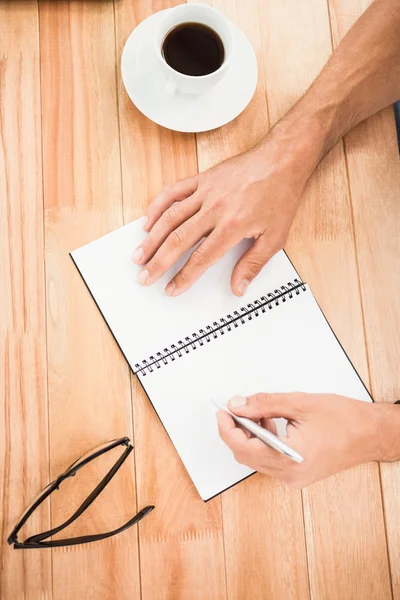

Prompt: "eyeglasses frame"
[7,437,154,549]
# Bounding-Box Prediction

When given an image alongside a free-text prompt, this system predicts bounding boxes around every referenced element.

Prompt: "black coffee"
[162,23,224,77]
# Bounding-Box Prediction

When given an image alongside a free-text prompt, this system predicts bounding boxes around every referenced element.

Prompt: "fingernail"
[229,396,247,408]
[165,281,176,296]
[237,279,250,295]
[132,247,144,264]
[142,216,148,230]
[137,269,149,285]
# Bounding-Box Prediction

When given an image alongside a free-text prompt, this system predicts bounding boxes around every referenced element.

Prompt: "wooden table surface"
[2,0,400,598]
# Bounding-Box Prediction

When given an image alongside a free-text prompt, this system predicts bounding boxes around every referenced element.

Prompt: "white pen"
[211,398,304,464]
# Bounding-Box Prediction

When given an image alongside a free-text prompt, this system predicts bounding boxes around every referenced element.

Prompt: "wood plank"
[39,1,141,597]
[114,1,227,598]
[328,0,400,596]
[0,2,52,598]
[190,1,310,598]
[258,1,391,598]
[1,0,396,598]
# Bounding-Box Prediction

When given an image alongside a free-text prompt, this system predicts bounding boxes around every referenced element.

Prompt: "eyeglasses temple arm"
[23,446,133,545]
[13,506,154,549]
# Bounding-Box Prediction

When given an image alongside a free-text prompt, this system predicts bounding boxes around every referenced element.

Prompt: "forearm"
[258,0,400,179]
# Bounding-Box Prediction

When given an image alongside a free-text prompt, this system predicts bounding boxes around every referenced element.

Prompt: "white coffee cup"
[155,3,234,96]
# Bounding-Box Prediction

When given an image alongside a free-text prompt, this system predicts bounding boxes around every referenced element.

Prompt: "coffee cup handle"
[165,78,177,97]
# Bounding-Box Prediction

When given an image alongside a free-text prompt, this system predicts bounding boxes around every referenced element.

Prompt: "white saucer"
[121,9,258,133]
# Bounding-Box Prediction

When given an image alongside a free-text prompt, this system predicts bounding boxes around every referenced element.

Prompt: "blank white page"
[71,218,371,501]
[71,217,299,369]
[139,287,371,500]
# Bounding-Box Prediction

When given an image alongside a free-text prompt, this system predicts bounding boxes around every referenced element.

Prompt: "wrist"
[368,403,400,463]
[255,96,336,190]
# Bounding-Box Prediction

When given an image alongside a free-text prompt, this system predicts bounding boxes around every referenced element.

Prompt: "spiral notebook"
[71,217,372,501]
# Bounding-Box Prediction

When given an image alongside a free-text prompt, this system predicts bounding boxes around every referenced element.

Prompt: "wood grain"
[114,1,227,598]
[191,1,310,598]
[0,2,52,598]
[329,0,400,597]
[1,0,399,598]
[39,0,140,598]
[259,0,391,598]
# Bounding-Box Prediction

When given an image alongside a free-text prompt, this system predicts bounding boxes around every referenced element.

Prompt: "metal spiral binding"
[135,278,306,376]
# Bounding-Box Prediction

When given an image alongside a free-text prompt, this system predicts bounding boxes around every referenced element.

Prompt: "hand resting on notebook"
[217,393,400,488]
[133,0,400,298]
[132,143,305,297]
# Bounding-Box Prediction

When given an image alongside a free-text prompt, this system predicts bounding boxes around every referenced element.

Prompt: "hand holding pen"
[216,392,385,489]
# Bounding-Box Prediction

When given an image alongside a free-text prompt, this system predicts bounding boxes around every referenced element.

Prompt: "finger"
[261,418,278,435]
[217,413,286,470]
[245,437,286,469]
[144,176,199,232]
[217,411,250,449]
[137,214,209,286]
[133,194,202,265]
[230,235,277,296]
[216,409,252,439]
[228,393,306,422]
[237,424,253,439]
[165,227,241,297]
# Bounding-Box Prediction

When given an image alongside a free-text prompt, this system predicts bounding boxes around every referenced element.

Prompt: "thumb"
[228,393,306,422]
[231,236,276,296]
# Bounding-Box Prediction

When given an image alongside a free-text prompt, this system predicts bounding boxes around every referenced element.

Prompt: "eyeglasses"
[8,437,154,549]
